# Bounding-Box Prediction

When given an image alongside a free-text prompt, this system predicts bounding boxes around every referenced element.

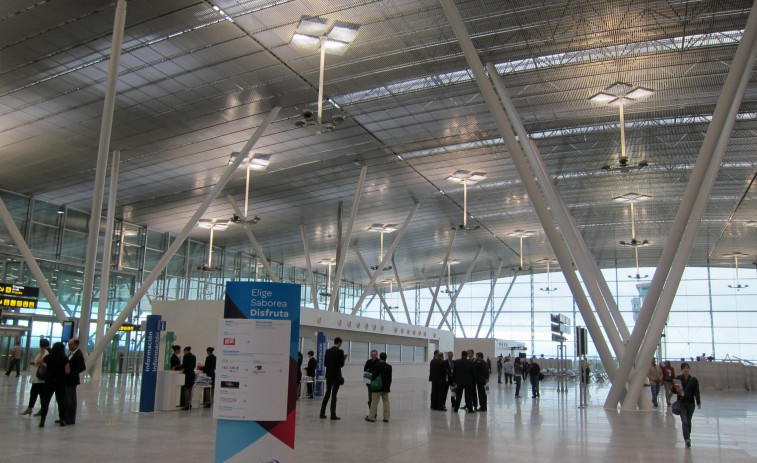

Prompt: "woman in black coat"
[39,342,69,427]
[202,347,216,407]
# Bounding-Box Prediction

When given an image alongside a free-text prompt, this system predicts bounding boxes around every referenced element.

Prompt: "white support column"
[329,166,367,312]
[0,198,68,322]
[421,276,454,331]
[92,150,120,380]
[424,230,456,327]
[353,245,397,323]
[437,246,482,330]
[350,203,420,316]
[439,0,618,377]
[227,195,280,283]
[485,269,519,338]
[607,2,757,409]
[475,261,503,338]
[488,63,630,348]
[391,254,412,324]
[87,107,281,369]
[300,224,320,310]
[79,0,128,348]
[619,28,757,412]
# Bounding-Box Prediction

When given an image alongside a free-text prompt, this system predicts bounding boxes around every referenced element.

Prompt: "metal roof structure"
[1,0,756,287]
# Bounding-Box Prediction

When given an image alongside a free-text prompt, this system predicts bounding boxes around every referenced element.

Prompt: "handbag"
[363,371,373,384]
[370,374,383,392]
[36,363,47,381]
[671,400,681,415]
[538,372,545,381]
[337,376,345,386]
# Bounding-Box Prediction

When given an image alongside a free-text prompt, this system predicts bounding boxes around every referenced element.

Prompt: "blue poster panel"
[214,281,301,463]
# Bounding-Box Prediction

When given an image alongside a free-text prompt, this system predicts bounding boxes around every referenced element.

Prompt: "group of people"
[429,350,544,414]
[314,337,394,422]
[170,345,216,409]
[18,338,86,428]
[429,349,490,413]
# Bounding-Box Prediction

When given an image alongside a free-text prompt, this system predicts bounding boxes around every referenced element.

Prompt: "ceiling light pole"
[367,224,397,271]
[508,230,535,270]
[290,16,360,132]
[446,170,486,229]
[615,193,651,279]
[590,82,655,170]
[725,253,750,290]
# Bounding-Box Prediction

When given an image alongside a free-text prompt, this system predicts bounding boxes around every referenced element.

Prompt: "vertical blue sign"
[139,315,162,412]
[315,331,328,397]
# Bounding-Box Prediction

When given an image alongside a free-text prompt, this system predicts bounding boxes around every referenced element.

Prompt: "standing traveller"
[474,352,489,411]
[365,352,392,422]
[661,360,675,406]
[170,345,182,371]
[64,338,86,424]
[179,346,196,410]
[529,356,541,398]
[453,350,475,413]
[305,351,316,398]
[5,341,23,377]
[674,362,702,448]
[364,349,379,410]
[201,347,216,407]
[647,358,663,407]
[39,342,69,427]
[429,351,449,411]
[496,355,503,384]
[446,351,456,410]
[320,337,345,420]
[513,357,524,398]
[19,339,49,416]
[503,357,514,384]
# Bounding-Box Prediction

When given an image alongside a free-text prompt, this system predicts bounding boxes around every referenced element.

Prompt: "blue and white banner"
[139,315,162,412]
[315,331,328,396]
[214,281,301,463]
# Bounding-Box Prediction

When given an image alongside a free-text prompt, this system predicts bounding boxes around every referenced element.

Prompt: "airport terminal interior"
[1,0,757,461]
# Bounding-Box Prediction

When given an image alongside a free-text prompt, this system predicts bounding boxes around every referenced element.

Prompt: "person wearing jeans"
[674,362,702,448]
[647,359,663,407]
[513,357,523,398]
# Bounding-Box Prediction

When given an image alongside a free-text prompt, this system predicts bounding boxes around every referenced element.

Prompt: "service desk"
[155,371,184,410]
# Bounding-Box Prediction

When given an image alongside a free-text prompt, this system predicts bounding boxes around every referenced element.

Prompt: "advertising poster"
[214,281,301,463]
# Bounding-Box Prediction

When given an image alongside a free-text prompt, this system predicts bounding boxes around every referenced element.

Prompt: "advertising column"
[139,315,162,412]
[214,281,301,463]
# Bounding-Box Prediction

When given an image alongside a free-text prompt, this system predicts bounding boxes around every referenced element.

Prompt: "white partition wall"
[152,301,454,380]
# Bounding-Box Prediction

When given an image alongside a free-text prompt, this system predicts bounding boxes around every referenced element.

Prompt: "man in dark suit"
[474,352,490,411]
[320,337,345,420]
[453,350,476,413]
[179,346,197,410]
[63,338,86,425]
[429,351,449,411]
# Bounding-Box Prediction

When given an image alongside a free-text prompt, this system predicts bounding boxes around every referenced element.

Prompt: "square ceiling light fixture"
[290,17,360,56]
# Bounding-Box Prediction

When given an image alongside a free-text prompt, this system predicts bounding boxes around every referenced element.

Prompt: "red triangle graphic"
[258,410,296,449]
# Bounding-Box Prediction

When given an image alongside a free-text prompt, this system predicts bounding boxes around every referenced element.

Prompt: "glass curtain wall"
[2,189,756,367]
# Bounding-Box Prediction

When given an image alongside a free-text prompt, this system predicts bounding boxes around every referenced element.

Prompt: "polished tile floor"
[1,373,755,462]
